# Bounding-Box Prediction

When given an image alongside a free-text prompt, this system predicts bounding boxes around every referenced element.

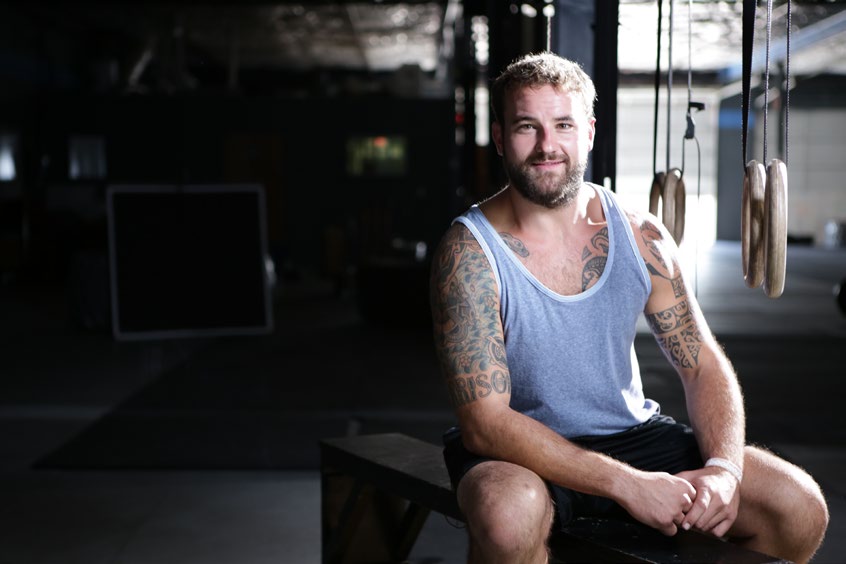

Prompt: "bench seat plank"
[321,432,461,520]
[320,433,788,564]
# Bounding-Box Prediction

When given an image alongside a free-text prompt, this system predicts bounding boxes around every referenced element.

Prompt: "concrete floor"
[1,241,844,563]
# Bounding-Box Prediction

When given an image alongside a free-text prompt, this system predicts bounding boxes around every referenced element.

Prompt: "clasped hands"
[624,466,741,538]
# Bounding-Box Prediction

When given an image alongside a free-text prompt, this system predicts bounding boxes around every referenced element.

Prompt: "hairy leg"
[728,446,829,563]
[456,460,554,564]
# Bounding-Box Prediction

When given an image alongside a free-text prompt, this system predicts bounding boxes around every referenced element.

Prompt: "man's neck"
[502,182,596,237]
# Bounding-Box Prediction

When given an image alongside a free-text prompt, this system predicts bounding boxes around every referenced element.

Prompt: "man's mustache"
[528,153,569,165]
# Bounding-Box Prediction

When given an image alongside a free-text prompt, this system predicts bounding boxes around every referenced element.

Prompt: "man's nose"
[535,126,555,153]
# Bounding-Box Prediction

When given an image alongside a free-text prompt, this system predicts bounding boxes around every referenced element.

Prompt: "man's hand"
[675,467,741,537]
[618,471,697,536]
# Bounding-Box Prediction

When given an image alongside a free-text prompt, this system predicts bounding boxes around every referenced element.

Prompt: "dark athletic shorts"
[442,414,703,528]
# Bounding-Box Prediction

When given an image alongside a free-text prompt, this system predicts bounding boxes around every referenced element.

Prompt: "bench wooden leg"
[392,502,431,561]
[322,473,370,563]
[321,467,432,564]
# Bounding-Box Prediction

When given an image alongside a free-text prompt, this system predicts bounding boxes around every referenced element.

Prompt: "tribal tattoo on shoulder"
[430,228,511,408]
[580,227,609,291]
[641,221,685,298]
[640,221,668,270]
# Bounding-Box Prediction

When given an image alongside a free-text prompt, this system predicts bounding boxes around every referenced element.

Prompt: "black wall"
[4,91,458,282]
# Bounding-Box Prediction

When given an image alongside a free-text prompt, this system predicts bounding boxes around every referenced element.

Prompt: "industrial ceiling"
[5,1,846,93]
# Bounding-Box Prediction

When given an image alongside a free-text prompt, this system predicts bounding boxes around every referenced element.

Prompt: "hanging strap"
[681,0,704,174]
[763,0,773,164]
[741,0,756,169]
[743,0,792,168]
[785,0,791,166]
[652,0,663,176]
[666,0,674,172]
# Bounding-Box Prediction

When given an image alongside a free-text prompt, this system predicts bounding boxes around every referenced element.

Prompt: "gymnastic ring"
[661,168,685,245]
[741,161,766,289]
[764,159,788,298]
[672,172,686,244]
[649,171,665,217]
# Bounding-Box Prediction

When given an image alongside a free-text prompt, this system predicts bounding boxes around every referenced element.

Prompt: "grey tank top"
[455,184,660,438]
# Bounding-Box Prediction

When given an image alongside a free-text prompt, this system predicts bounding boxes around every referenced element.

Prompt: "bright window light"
[0,134,17,181]
[475,85,490,147]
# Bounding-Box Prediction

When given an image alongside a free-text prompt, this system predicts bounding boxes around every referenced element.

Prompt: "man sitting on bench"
[428,52,828,564]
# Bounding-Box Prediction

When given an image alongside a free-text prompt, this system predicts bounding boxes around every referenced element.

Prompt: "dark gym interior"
[1,1,845,562]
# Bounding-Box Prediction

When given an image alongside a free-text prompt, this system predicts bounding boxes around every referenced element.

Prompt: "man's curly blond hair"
[491,52,596,124]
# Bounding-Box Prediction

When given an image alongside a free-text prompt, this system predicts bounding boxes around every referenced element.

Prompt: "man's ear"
[586,117,596,152]
[492,121,504,156]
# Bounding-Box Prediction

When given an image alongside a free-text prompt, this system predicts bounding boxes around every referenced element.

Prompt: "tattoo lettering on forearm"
[499,232,530,257]
[646,300,703,368]
[447,370,511,407]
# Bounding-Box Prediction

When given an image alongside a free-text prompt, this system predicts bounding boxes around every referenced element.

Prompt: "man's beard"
[504,153,586,209]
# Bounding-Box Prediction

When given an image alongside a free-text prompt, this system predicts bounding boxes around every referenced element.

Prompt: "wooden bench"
[320,432,788,563]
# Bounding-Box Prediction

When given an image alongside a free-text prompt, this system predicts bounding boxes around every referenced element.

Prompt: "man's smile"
[532,160,564,168]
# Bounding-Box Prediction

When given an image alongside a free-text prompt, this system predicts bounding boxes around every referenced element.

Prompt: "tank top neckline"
[469,184,616,302]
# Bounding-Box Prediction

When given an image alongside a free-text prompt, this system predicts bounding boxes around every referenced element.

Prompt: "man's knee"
[457,461,554,554]
[749,447,828,527]
[780,461,829,549]
[739,446,829,560]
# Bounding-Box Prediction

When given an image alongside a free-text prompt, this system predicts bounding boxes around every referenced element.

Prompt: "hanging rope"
[652,0,663,179]
[740,0,790,298]
[741,0,765,289]
[650,0,666,224]
[666,0,673,172]
[785,0,791,167]
[681,0,704,294]
[648,0,686,246]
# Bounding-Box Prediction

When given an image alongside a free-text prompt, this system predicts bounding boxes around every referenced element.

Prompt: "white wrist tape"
[705,457,743,483]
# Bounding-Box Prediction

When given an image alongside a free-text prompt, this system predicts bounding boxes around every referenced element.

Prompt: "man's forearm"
[682,346,746,471]
[459,403,699,535]
[458,403,639,502]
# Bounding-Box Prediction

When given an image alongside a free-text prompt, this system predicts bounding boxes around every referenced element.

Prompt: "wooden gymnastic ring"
[649,171,664,217]
[741,161,766,289]
[672,173,686,244]
[764,159,788,298]
[661,168,685,245]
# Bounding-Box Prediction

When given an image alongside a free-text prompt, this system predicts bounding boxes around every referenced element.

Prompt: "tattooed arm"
[429,222,698,536]
[633,211,745,536]
[429,223,513,414]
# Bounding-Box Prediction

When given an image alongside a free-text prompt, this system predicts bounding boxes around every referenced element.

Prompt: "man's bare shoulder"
[432,221,493,284]
[624,207,679,280]
[624,207,657,236]
[433,222,476,265]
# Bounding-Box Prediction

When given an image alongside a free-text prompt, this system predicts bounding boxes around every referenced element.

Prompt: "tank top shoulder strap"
[592,184,651,290]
